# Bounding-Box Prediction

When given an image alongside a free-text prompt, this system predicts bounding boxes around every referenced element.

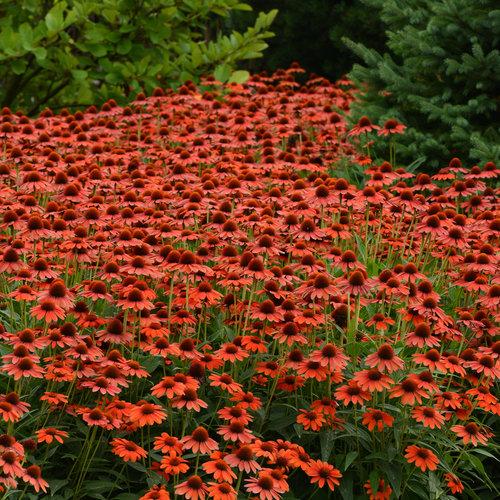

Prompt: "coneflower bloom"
[151,376,186,399]
[404,445,439,472]
[413,349,447,372]
[181,427,218,454]
[172,389,208,412]
[353,369,394,392]
[390,377,428,405]
[365,344,404,373]
[335,381,371,406]
[225,445,261,473]
[361,408,394,431]
[36,428,69,444]
[0,392,30,419]
[405,323,440,348]
[217,405,252,425]
[411,407,445,429]
[22,464,49,493]
[209,374,242,394]
[139,486,171,500]
[128,402,166,427]
[2,357,44,380]
[444,473,464,494]
[160,454,190,475]
[348,116,379,136]
[175,475,209,500]
[153,432,183,456]
[304,459,342,491]
[245,472,284,500]
[203,457,238,483]
[310,343,349,371]
[30,300,65,322]
[207,482,237,500]
[364,478,393,500]
[451,422,492,446]
[378,118,405,136]
[464,354,500,379]
[217,422,253,443]
[296,409,325,431]
[0,450,24,476]
[111,438,147,462]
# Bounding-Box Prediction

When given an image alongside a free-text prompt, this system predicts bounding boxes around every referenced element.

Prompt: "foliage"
[0,0,276,114]
[344,0,500,168]
[235,0,386,80]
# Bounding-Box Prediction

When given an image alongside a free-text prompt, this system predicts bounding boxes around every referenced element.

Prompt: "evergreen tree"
[344,0,500,168]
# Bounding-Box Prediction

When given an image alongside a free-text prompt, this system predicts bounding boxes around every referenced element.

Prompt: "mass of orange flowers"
[0,66,498,499]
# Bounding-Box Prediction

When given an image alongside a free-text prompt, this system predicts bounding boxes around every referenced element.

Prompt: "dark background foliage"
[234,0,387,80]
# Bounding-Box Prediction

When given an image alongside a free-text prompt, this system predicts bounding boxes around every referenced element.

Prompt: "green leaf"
[228,70,249,84]
[344,451,358,471]
[19,23,34,49]
[11,59,28,75]
[45,2,66,35]
[320,430,335,462]
[32,47,47,61]
[71,69,88,81]
[213,64,231,83]
[117,39,132,55]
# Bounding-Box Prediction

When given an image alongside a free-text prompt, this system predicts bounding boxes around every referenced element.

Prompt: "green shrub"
[344,0,500,168]
[0,0,276,114]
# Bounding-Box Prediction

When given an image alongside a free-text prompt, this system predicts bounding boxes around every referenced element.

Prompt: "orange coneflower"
[405,323,440,348]
[310,343,349,371]
[444,473,464,494]
[36,428,69,445]
[209,374,242,395]
[2,357,44,380]
[404,445,439,472]
[207,481,237,500]
[225,445,261,473]
[181,427,218,454]
[296,359,328,382]
[364,478,393,500]
[0,450,24,476]
[304,459,342,491]
[296,409,325,431]
[464,354,500,379]
[111,438,147,462]
[353,369,394,393]
[139,485,171,500]
[335,381,371,406]
[0,393,29,420]
[172,389,208,412]
[151,376,186,399]
[203,457,238,483]
[390,377,428,405]
[30,300,66,323]
[80,407,111,428]
[160,454,190,475]
[411,407,445,429]
[365,344,404,373]
[153,432,183,456]
[21,464,49,493]
[217,405,252,425]
[361,408,394,432]
[451,422,492,446]
[245,472,284,500]
[129,402,166,427]
[217,422,253,443]
[175,475,208,500]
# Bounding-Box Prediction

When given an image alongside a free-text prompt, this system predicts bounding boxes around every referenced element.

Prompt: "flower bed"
[0,68,498,499]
